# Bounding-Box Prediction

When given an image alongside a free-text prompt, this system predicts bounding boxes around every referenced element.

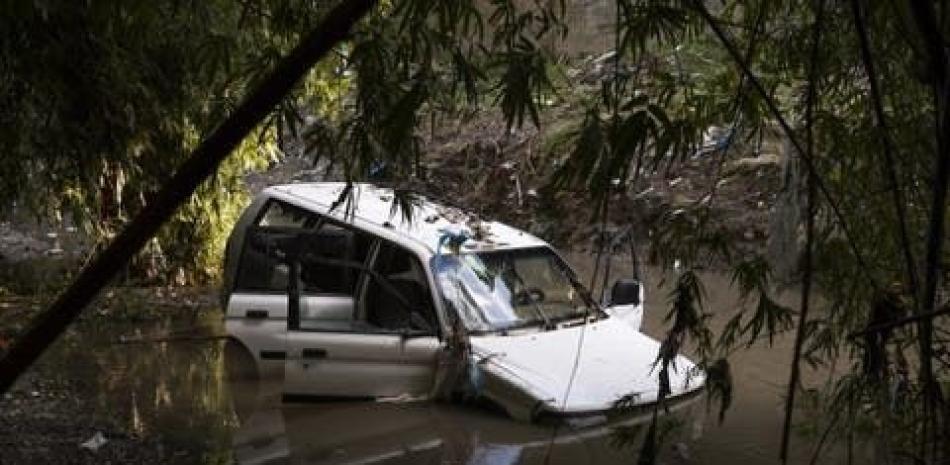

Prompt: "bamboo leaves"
[548,97,679,202]
[493,46,552,130]
[655,269,712,396]
[488,0,558,130]
[726,256,795,348]
[704,358,733,424]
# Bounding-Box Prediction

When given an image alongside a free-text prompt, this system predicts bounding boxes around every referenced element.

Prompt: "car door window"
[235,200,318,293]
[363,242,437,333]
[299,223,372,296]
[257,201,315,228]
[293,223,375,332]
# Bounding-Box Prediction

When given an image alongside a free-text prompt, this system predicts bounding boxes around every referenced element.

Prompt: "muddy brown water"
[14,251,872,465]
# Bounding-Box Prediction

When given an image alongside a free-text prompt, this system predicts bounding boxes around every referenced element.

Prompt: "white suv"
[221,183,703,421]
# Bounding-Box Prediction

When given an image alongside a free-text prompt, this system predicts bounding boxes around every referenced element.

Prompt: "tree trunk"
[0,0,378,394]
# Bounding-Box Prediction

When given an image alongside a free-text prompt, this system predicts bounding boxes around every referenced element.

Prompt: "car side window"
[363,242,437,333]
[257,201,314,228]
[235,199,375,295]
[299,223,373,295]
[234,200,318,292]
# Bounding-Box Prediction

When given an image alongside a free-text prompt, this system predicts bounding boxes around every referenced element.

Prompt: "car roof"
[263,182,548,255]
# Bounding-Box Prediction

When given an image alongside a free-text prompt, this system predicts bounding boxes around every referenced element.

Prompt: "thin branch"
[0,0,379,394]
[907,0,950,458]
[781,2,824,462]
[852,0,938,451]
[848,303,950,339]
[704,2,768,207]
[808,400,843,465]
[850,0,920,306]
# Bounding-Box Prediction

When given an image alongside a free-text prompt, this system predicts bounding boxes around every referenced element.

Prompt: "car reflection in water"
[227,348,705,465]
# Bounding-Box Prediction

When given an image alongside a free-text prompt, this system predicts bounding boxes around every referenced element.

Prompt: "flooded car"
[220,182,704,421]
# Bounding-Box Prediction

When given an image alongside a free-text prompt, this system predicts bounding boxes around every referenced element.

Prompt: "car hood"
[469,317,704,414]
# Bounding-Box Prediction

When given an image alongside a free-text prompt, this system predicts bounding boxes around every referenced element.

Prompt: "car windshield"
[431,247,600,333]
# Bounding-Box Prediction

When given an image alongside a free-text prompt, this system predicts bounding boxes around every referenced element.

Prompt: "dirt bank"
[406,108,785,261]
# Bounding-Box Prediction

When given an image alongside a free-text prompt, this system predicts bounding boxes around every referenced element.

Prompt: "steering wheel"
[514,287,546,306]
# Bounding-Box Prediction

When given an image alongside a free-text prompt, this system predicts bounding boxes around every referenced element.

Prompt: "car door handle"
[301,348,328,359]
[260,350,286,360]
[245,309,269,319]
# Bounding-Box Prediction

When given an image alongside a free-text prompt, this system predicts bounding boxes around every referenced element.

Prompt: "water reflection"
[230,378,700,465]
[45,313,238,464]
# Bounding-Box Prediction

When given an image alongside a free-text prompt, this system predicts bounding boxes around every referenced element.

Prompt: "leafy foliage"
[534,0,948,461]
[704,358,733,424]
[0,1,333,283]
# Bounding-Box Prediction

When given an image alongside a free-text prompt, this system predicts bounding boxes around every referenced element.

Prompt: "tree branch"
[0,0,378,394]
[847,303,950,339]
[782,3,824,462]
[850,0,920,303]
[906,0,950,457]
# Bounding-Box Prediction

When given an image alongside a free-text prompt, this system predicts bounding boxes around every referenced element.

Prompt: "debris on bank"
[406,109,785,260]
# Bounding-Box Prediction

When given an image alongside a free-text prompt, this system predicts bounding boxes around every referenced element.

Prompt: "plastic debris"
[634,187,655,199]
[673,442,690,461]
[437,225,471,255]
[79,431,108,452]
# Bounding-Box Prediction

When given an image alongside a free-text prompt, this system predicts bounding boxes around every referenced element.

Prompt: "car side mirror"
[610,279,641,306]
